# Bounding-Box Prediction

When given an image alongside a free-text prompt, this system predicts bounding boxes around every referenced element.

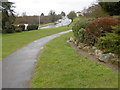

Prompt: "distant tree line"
[14,10,78,25]
[99,1,120,16]
[82,1,120,18]
[14,10,67,25]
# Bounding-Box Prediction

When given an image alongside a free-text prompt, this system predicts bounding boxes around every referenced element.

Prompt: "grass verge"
[31,32,118,88]
[2,26,71,59]
[39,23,53,28]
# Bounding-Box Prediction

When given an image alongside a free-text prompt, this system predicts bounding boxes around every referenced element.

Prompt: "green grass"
[112,15,120,18]
[39,23,53,28]
[2,26,71,59]
[31,32,118,88]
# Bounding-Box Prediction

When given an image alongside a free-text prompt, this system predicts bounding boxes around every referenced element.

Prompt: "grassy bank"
[39,23,53,28]
[2,26,71,59]
[31,32,118,88]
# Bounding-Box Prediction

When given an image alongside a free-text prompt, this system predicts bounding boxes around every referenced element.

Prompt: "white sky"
[9,0,97,16]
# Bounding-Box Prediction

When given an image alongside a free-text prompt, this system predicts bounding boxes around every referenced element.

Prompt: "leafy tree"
[41,13,44,16]
[61,11,66,16]
[2,2,16,33]
[82,4,109,18]
[67,11,77,21]
[48,10,57,22]
[99,1,120,16]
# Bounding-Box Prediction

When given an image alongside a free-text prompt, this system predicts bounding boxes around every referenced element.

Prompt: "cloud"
[9,0,96,16]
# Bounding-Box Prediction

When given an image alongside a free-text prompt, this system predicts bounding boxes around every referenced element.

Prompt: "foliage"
[4,23,15,33]
[77,28,85,43]
[72,17,95,43]
[31,32,118,88]
[96,26,120,55]
[2,2,16,33]
[19,24,25,31]
[82,4,109,18]
[15,27,22,32]
[48,10,58,23]
[27,24,38,31]
[41,13,44,16]
[61,11,66,16]
[99,1,120,16]
[67,11,77,21]
[84,17,120,45]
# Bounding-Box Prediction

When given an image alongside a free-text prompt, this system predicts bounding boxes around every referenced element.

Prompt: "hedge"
[27,24,38,31]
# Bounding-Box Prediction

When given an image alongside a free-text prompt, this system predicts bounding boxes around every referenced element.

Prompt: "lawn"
[2,26,71,59]
[31,32,118,88]
[39,23,53,28]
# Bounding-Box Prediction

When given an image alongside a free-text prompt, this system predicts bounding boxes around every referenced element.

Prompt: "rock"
[69,37,75,42]
[98,53,114,63]
[88,46,96,55]
[74,41,77,45]
[83,46,90,51]
[92,46,97,51]
[95,49,103,57]
[110,57,120,65]
[88,52,93,55]
[77,43,85,49]
[66,40,70,43]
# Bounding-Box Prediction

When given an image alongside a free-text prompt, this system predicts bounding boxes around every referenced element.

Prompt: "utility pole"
[39,15,40,27]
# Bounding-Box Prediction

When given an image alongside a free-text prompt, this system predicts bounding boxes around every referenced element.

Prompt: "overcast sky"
[9,0,97,16]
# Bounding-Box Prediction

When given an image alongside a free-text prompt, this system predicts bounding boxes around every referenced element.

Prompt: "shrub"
[19,25,25,31]
[27,24,38,31]
[96,26,120,55]
[77,28,85,43]
[84,17,120,46]
[15,27,22,32]
[5,24,15,33]
[72,17,95,43]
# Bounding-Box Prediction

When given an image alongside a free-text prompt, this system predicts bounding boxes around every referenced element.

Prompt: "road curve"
[2,30,72,88]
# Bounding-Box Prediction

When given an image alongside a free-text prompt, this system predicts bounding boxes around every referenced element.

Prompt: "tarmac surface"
[2,30,72,88]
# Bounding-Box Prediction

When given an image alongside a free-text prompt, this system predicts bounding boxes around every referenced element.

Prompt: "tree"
[67,11,77,21]
[99,1,120,16]
[82,4,109,18]
[2,2,15,33]
[41,13,44,16]
[48,10,57,22]
[61,11,66,16]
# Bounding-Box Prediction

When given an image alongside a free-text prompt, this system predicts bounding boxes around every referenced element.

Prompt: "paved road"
[2,30,72,88]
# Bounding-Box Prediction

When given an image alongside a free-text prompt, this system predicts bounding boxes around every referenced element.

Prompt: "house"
[76,12,84,17]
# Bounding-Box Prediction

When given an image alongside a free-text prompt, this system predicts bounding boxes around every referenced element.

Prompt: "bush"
[15,27,22,32]
[84,17,120,46]
[5,24,15,33]
[77,28,85,43]
[72,17,95,43]
[27,24,38,31]
[19,25,25,31]
[96,26,120,55]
